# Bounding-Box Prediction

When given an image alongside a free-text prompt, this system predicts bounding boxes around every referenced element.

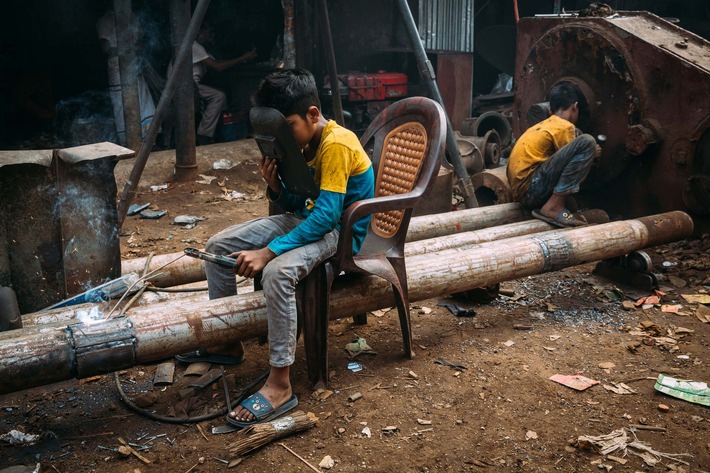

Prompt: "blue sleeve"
[268,184,307,212]
[268,190,344,256]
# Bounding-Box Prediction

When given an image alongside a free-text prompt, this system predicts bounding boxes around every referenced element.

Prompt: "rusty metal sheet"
[55,152,122,299]
[609,14,710,71]
[1,145,125,313]
[56,142,134,163]
[0,163,65,312]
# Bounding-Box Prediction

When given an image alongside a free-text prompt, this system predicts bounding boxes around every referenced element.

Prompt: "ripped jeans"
[205,214,339,368]
[520,134,596,210]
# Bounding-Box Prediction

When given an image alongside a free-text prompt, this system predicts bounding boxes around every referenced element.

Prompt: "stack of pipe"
[0,209,694,395]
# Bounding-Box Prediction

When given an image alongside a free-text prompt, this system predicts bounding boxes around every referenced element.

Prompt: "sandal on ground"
[226,392,298,428]
[175,349,245,365]
[532,208,587,228]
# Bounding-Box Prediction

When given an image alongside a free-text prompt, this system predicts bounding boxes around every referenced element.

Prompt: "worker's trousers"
[205,214,339,368]
[196,83,226,138]
[520,134,597,210]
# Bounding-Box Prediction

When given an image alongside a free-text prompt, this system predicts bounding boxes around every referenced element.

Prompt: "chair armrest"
[335,190,425,259]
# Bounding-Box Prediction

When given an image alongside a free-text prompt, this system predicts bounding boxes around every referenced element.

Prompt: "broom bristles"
[228,410,317,457]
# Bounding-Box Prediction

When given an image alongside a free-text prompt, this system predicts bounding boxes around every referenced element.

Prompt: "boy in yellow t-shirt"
[177,69,374,427]
[506,82,601,227]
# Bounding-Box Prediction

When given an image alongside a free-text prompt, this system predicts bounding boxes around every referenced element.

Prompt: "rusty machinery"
[513,11,710,234]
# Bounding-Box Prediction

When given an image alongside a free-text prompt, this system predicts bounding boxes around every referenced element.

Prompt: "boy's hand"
[232,247,276,279]
[260,156,281,195]
[595,144,602,157]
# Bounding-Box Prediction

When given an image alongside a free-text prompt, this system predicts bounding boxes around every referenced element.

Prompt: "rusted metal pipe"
[395,0,479,209]
[318,0,345,126]
[0,212,693,394]
[169,0,198,181]
[470,166,513,207]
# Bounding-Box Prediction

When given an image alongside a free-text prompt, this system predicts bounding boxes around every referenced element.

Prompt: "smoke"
[54,90,116,147]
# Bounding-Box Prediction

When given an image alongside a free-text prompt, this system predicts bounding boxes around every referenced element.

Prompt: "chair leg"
[388,257,413,359]
[301,262,335,390]
[253,272,267,345]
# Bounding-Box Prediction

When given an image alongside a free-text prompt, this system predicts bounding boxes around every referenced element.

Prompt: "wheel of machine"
[625,251,653,274]
[515,22,643,187]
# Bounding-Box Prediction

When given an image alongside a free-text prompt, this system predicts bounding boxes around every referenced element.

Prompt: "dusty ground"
[1,140,710,473]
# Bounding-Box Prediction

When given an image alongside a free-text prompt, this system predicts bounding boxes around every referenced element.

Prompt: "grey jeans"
[520,134,596,210]
[205,214,339,367]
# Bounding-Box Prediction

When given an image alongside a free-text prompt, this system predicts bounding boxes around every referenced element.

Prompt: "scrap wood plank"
[118,437,152,464]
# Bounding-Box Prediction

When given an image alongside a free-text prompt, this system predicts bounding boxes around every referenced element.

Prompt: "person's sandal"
[532,209,587,228]
[175,349,245,365]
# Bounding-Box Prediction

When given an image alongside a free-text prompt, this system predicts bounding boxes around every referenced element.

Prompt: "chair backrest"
[356,96,446,255]
[371,121,428,237]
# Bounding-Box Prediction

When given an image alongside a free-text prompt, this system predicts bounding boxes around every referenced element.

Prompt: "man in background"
[191,25,256,145]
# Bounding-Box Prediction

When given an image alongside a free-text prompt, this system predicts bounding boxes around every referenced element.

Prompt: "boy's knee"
[577,134,596,151]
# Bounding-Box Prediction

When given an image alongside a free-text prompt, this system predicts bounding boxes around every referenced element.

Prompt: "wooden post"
[113,0,142,150]
[0,212,693,395]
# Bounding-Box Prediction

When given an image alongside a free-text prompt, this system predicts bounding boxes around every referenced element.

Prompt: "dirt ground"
[1,139,710,473]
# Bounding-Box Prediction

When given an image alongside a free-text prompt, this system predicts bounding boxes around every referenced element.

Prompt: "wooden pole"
[21,209,609,327]
[116,0,211,227]
[113,0,142,150]
[0,212,693,395]
[118,203,531,288]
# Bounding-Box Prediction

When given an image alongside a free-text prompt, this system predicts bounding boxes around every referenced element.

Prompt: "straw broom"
[228,410,318,457]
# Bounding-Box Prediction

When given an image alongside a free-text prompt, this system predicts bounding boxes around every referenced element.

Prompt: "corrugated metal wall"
[418,0,474,52]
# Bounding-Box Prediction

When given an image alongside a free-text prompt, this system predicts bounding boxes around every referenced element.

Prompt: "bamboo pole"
[0,212,693,395]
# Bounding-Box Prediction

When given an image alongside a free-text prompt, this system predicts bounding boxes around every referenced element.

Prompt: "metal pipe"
[169,0,198,181]
[0,212,693,394]
[318,0,345,126]
[116,0,211,227]
[394,0,479,209]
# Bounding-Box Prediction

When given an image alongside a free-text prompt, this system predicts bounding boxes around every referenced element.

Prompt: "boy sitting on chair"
[506,82,602,227]
[177,68,374,427]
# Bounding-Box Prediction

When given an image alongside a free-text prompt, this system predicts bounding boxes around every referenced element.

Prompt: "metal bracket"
[70,317,137,378]
[592,251,658,292]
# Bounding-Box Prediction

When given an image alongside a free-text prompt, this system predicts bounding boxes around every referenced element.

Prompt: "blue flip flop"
[175,349,245,365]
[226,392,299,428]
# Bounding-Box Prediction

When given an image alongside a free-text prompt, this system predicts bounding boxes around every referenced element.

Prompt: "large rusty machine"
[513,11,710,234]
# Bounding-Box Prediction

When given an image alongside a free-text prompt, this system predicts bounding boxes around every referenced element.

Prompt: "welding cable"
[113,369,269,424]
[119,284,149,317]
[106,253,186,319]
[145,286,209,293]
[144,275,247,293]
